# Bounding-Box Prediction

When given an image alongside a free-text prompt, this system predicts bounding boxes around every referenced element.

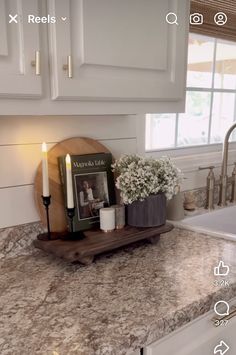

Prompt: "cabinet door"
[0,0,42,98]
[48,0,189,105]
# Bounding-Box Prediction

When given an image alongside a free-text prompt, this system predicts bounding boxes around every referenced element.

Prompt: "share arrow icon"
[214,340,230,355]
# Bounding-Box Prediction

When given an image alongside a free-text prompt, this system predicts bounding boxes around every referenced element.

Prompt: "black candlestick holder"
[37,195,59,241]
[67,207,75,233]
[65,207,85,240]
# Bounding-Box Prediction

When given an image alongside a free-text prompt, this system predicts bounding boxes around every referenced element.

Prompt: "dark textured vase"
[127,193,166,227]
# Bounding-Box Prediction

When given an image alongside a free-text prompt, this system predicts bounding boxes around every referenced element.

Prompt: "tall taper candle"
[65,154,74,208]
[42,142,50,197]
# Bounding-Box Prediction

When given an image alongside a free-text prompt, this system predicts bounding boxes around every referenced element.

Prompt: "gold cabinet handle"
[63,55,73,78]
[31,50,41,76]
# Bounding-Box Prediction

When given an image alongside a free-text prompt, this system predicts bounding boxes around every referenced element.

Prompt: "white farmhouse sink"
[175,205,236,242]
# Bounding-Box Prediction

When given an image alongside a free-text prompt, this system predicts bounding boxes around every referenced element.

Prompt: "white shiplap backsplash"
[1,114,230,229]
[0,115,137,228]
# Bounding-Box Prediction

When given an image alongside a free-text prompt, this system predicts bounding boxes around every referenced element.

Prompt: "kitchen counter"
[1,225,236,355]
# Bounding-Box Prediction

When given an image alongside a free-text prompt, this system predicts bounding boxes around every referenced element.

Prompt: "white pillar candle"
[99,207,115,232]
[65,154,74,208]
[42,142,50,197]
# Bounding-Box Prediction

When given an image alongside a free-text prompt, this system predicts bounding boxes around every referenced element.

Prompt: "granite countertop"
[0,224,236,355]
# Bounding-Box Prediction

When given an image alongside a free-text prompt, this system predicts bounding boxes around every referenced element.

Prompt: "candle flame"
[42,142,47,153]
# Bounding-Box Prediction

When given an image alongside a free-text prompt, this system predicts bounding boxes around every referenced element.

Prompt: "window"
[146,33,236,151]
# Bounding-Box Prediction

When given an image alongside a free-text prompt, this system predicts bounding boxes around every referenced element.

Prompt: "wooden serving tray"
[34,223,173,265]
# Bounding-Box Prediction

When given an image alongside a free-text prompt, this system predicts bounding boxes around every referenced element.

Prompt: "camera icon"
[190,13,203,25]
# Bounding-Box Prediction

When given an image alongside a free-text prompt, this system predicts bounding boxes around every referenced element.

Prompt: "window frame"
[137,109,236,190]
[145,35,236,156]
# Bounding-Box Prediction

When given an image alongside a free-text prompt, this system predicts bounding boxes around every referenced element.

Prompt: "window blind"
[190,0,236,42]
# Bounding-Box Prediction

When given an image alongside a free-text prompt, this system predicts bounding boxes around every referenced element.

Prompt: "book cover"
[58,153,116,231]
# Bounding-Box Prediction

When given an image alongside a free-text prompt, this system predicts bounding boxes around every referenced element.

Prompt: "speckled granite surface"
[0,222,44,260]
[0,225,236,355]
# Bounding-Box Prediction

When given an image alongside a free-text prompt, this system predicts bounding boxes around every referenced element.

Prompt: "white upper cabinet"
[0,0,190,114]
[48,0,189,108]
[0,0,42,98]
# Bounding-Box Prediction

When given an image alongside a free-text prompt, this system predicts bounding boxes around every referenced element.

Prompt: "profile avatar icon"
[214,12,227,26]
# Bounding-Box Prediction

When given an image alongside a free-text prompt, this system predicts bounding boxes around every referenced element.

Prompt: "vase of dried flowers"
[112,155,182,227]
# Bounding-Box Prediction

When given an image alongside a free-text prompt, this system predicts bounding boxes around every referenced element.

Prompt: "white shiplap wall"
[0,115,137,228]
[2,114,231,229]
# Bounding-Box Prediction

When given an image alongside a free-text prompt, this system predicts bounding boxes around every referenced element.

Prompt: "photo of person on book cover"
[75,172,109,220]
[58,152,116,231]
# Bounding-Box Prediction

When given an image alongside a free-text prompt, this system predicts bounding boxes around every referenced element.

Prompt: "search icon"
[166,12,178,25]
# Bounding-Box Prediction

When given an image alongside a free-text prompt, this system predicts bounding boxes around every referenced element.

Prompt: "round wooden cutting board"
[34,137,110,233]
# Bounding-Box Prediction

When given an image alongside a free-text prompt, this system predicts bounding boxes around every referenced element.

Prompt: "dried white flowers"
[112,155,182,204]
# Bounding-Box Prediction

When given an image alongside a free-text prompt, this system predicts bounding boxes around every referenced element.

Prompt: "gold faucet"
[199,166,215,210]
[219,122,236,206]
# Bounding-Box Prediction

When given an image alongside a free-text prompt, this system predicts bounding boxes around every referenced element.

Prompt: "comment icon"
[214,301,230,317]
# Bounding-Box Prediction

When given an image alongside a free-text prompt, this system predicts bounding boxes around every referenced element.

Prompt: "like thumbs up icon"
[214,261,229,276]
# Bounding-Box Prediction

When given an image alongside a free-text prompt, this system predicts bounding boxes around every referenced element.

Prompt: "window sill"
[146,142,225,157]
[145,142,236,173]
